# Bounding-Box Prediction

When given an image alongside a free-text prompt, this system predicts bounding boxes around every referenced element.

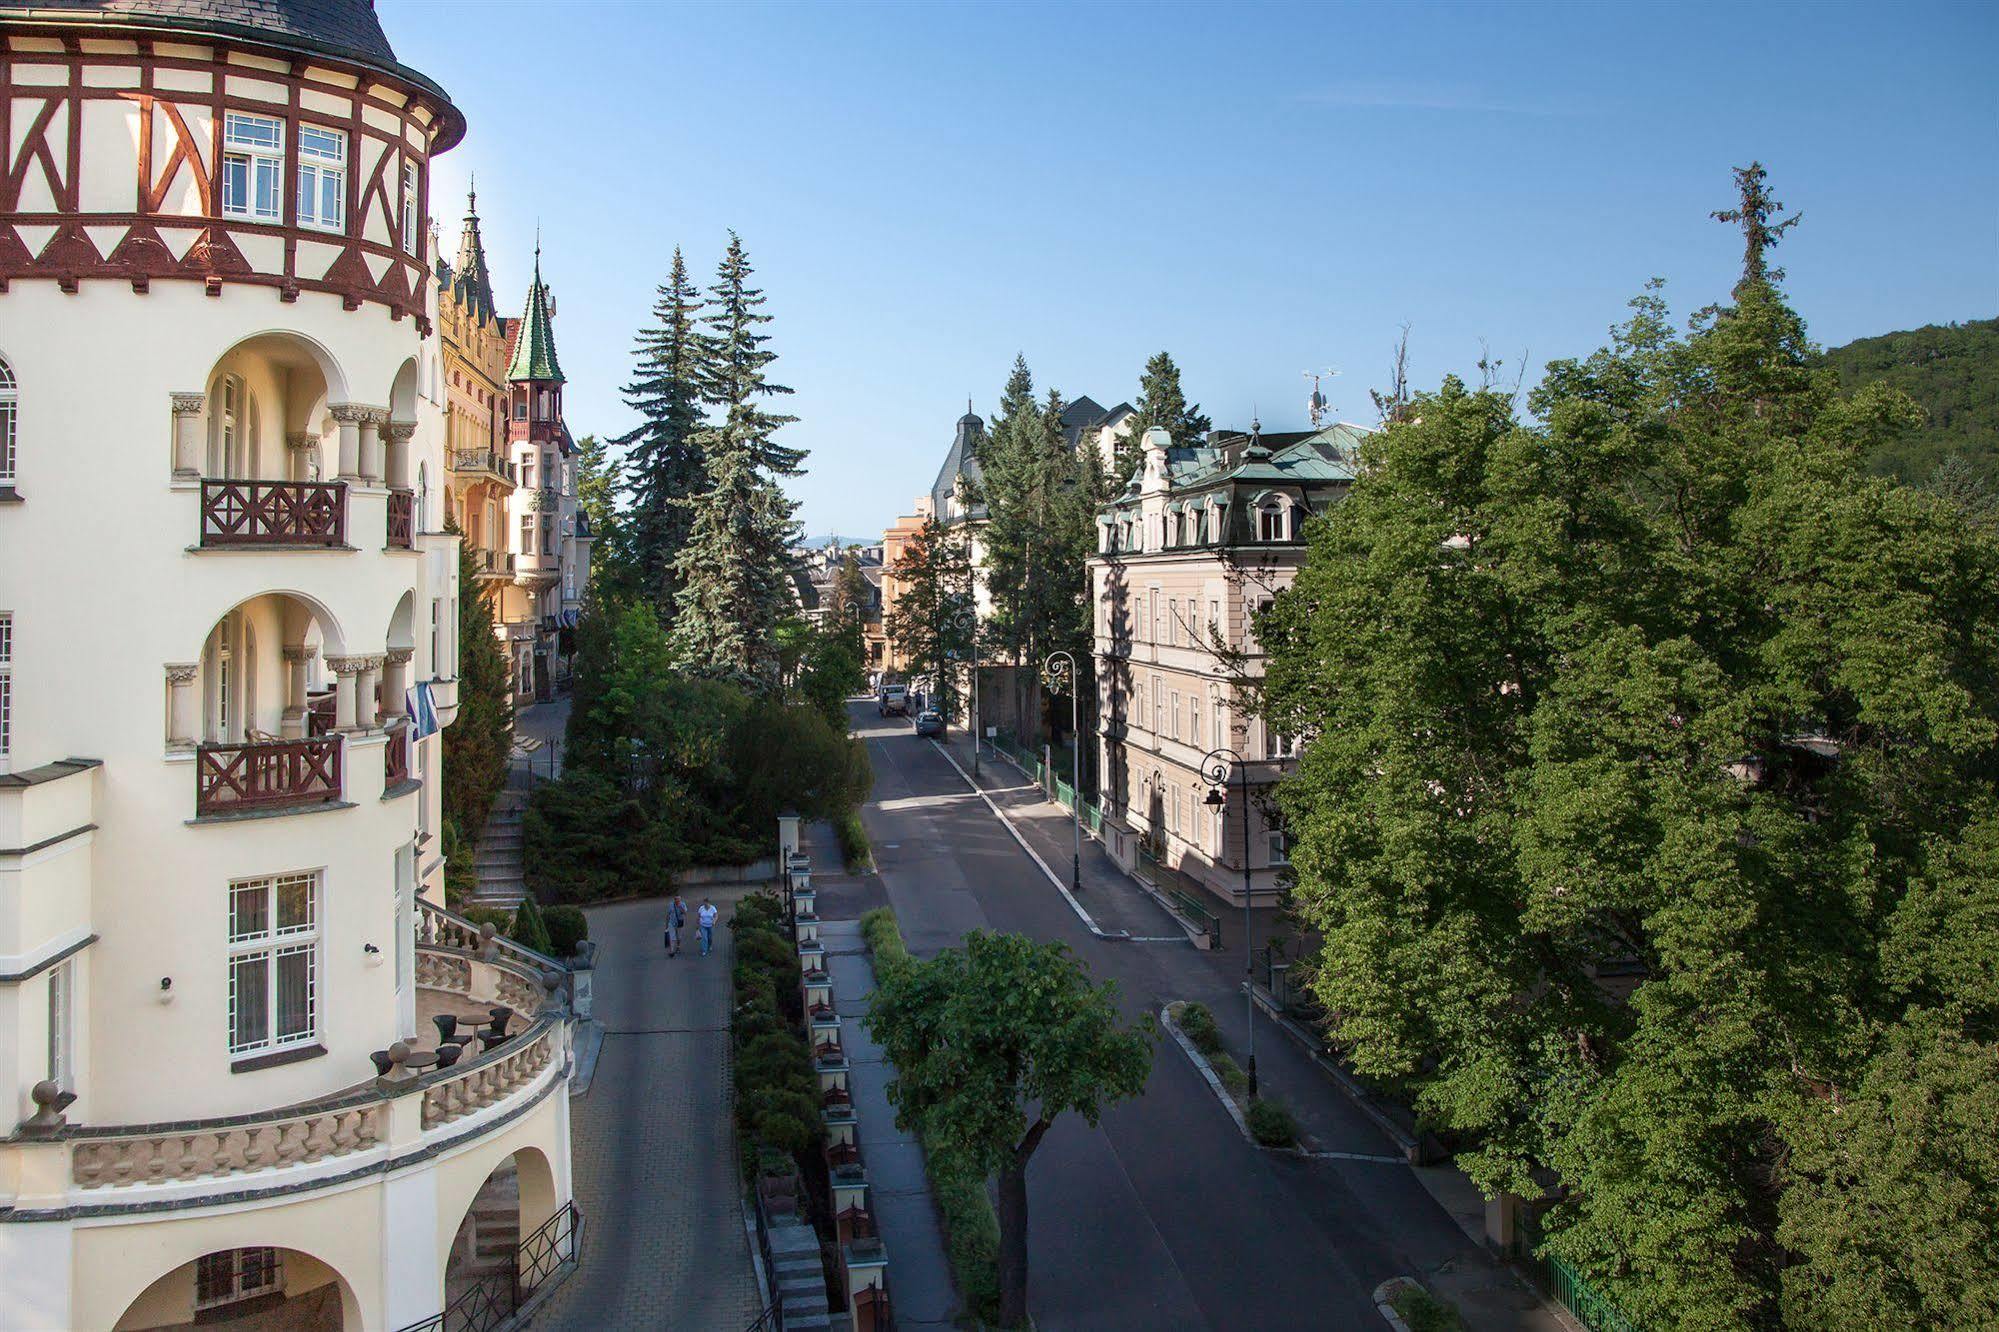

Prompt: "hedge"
[837,808,872,872]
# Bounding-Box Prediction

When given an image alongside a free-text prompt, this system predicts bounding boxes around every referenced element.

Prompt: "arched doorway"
[115,1247,358,1331]
[441,1147,565,1326]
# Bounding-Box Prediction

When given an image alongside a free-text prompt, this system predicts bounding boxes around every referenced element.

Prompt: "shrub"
[1178,1001,1223,1057]
[543,904,588,959]
[1216,1054,1249,1095]
[860,907,911,978]
[836,808,872,872]
[510,897,554,956]
[1392,1286,1464,1332]
[927,1142,1002,1323]
[1247,1097,1300,1149]
[460,905,513,936]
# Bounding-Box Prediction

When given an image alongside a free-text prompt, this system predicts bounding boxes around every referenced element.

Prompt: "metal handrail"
[394,1199,583,1332]
[745,1191,785,1331]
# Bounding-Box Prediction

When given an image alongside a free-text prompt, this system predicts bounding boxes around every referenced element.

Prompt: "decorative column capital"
[385,421,417,443]
[325,653,369,676]
[384,647,415,666]
[328,403,382,426]
[163,661,199,685]
[171,392,206,416]
[285,431,317,452]
[361,653,387,671]
[281,644,318,663]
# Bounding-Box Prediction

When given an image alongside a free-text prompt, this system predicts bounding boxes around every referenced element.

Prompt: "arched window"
[416,462,430,531]
[0,357,15,486]
[1256,495,1287,542]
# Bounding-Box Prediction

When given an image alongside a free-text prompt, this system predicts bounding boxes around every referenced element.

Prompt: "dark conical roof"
[12,0,463,148]
[451,182,497,325]
[506,246,564,384]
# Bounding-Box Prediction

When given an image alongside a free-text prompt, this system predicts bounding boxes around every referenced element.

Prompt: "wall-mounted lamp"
[157,976,174,1005]
[363,943,384,967]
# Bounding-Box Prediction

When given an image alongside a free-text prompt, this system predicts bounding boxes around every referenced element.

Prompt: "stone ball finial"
[388,1040,411,1066]
[25,1079,78,1132]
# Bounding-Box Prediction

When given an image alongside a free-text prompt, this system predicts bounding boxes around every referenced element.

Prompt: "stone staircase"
[446,1165,520,1312]
[468,788,529,910]
[767,1219,832,1329]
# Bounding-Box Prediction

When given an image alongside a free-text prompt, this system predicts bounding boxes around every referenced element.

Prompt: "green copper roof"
[506,247,564,384]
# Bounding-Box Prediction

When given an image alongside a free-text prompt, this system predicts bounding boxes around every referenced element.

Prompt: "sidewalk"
[533,892,763,1331]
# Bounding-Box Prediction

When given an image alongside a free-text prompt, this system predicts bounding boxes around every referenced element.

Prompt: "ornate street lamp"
[1201,747,1258,1099]
[1044,651,1083,893]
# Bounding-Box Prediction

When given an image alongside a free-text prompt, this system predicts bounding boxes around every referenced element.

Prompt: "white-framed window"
[227,872,319,1057]
[1267,828,1291,866]
[1258,500,1287,541]
[521,452,537,488]
[540,513,554,556]
[221,113,284,221]
[1209,599,1221,645]
[1151,675,1163,734]
[1189,695,1200,748]
[520,515,535,556]
[1169,690,1180,741]
[0,357,15,484]
[564,566,576,599]
[401,159,419,254]
[0,611,11,768]
[1167,598,1179,646]
[294,125,346,232]
[46,959,72,1089]
[196,1249,283,1311]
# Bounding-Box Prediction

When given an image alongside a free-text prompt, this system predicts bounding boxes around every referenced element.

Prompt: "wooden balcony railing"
[385,721,410,787]
[200,479,346,547]
[386,488,414,548]
[195,735,342,816]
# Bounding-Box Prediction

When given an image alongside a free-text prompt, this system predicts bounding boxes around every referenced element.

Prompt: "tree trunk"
[998,1157,1030,1328]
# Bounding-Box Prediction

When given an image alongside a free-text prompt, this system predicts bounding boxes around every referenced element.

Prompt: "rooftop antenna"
[1303,367,1340,428]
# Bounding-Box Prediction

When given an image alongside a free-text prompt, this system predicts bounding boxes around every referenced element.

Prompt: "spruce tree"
[885,516,972,718]
[669,233,803,686]
[616,249,709,617]
[1117,351,1210,489]
[442,534,514,841]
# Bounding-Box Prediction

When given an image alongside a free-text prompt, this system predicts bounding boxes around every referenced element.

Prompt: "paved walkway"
[533,892,763,1331]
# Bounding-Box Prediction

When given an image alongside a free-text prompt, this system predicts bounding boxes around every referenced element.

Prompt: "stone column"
[356,654,385,729]
[329,405,367,483]
[359,412,387,486]
[385,421,416,490]
[164,663,198,747]
[327,655,365,731]
[285,432,317,483]
[171,393,205,478]
[382,648,413,719]
[280,644,316,738]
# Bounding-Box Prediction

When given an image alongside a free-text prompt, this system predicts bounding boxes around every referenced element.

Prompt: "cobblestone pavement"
[534,892,764,1331]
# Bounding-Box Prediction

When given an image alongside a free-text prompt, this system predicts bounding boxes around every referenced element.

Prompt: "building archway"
[439,1146,562,1323]
[202,330,346,483]
[113,1245,360,1331]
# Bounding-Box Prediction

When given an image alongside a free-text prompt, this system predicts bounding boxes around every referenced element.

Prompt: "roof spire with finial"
[451,176,495,324]
[506,233,564,384]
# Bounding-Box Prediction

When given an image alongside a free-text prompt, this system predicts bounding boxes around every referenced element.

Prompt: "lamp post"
[1045,651,1083,893]
[1201,747,1257,1099]
[970,605,981,778]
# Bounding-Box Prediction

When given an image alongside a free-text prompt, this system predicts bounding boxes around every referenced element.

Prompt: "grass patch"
[1177,1001,1224,1058]
[857,907,1001,1323]
[1246,1097,1300,1148]
[1215,1054,1249,1095]
[836,808,873,872]
[1392,1285,1464,1332]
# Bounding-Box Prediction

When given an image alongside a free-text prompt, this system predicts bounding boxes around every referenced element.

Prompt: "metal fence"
[1536,1251,1642,1332]
[394,1200,583,1332]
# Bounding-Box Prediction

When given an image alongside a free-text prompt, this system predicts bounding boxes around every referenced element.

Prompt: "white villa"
[0,2,576,1328]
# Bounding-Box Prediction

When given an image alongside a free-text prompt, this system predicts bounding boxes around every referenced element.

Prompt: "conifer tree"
[1117,351,1210,489]
[978,358,1082,672]
[442,535,514,842]
[670,234,804,686]
[885,516,972,718]
[617,249,709,616]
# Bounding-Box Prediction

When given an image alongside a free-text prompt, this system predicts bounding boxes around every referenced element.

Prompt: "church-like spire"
[452,180,496,324]
[506,242,564,384]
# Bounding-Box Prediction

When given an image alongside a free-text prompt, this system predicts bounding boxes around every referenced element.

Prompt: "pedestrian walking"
[664,895,687,956]
[697,899,719,957]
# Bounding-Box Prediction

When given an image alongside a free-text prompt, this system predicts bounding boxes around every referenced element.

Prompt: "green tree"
[617,248,710,616]
[884,515,972,717]
[865,932,1153,1327]
[825,547,871,646]
[671,234,803,685]
[795,624,865,728]
[1116,350,1210,489]
[1260,167,1999,1328]
[442,534,513,842]
[570,433,628,602]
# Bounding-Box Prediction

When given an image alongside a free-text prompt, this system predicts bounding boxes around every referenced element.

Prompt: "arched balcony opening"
[382,592,417,789]
[186,593,346,817]
[384,359,419,549]
[439,1146,562,1326]
[112,1245,359,1331]
[189,333,350,549]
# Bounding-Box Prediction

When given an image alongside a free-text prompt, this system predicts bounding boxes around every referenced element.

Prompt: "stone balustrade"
[420,1020,556,1130]
[71,1101,384,1190]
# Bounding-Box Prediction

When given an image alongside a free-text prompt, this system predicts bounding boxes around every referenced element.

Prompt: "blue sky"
[383,0,1998,540]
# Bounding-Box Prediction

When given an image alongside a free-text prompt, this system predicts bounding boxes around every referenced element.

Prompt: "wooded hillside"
[1823,317,1999,482]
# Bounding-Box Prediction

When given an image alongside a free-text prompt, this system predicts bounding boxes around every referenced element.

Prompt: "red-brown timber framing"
[0,27,445,330]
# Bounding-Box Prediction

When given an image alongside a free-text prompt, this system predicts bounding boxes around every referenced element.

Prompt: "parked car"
[879,683,908,717]
[915,710,945,737]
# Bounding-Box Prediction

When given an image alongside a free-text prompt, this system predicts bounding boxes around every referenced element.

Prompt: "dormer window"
[295,126,346,232]
[1257,497,1288,541]
[221,113,284,221]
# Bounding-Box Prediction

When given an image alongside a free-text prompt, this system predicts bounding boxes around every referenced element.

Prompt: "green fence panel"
[1540,1254,1640,1332]
[1055,779,1075,808]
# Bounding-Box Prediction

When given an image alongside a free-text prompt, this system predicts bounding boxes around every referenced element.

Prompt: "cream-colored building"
[1089,423,1365,929]
[0,3,575,1327]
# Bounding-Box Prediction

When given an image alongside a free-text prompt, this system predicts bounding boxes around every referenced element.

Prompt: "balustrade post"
[285,431,317,482]
[281,644,315,738]
[327,655,364,731]
[164,662,198,748]
[359,411,387,486]
[385,420,416,489]
[382,648,413,719]
[171,393,205,478]
[329,404,367,483]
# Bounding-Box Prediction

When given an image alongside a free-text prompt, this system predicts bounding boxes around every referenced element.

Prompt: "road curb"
[1160,1004,1254,1142]
[929,737,1131,941]
[1372,1277,1421,1331]
[567,1019,605,1098]
[1247,986,1428,1164]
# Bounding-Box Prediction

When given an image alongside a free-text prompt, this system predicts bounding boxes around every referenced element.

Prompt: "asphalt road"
[851,702,1521,1332]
